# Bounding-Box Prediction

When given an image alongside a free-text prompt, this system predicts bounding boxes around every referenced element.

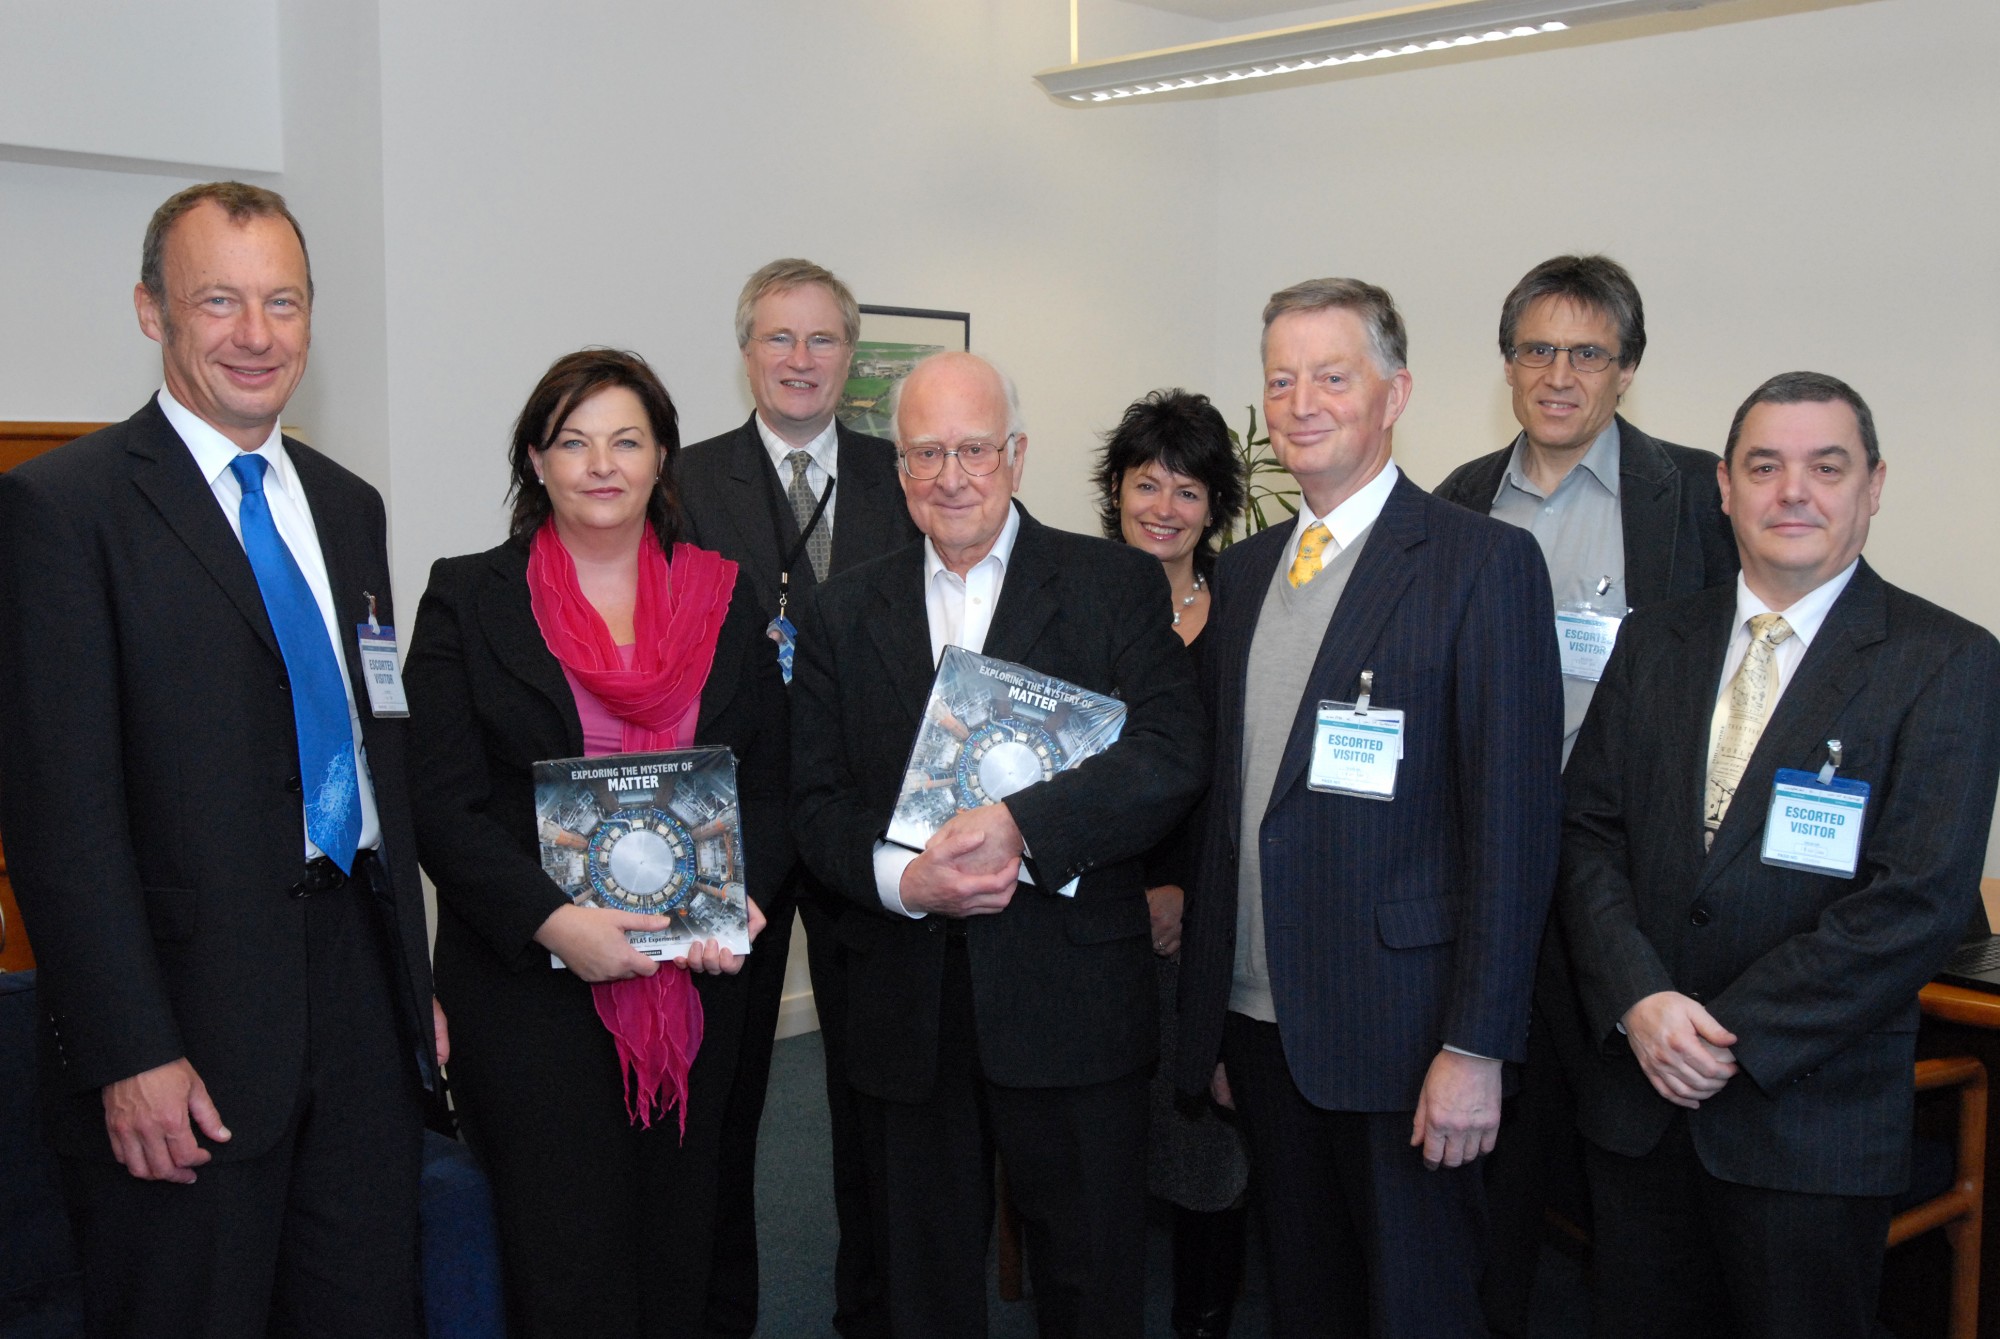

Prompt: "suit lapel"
[829,422,905,575]
[710,418,790,598]
[1655,590,1735,870]
[1699,564,1883,888]
[1214,524,1287,805]
[126,402,281,661]
[1267,476,1427,811]
[864,545,937,725]
[981,507,1058,667]
[1618,420,1681,610]
[478,540,585,755]
[287,440,370,696]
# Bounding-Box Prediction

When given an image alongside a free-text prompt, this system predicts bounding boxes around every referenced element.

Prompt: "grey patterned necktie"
[786,450,831,582]
[1704,612,1795,845]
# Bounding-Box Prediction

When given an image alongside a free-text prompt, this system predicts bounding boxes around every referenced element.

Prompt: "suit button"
[926,919,942,934]
[1687,989,1703,1002]
[285,776,302,793]
[1690,906,1712,927]
[278,677,290,692]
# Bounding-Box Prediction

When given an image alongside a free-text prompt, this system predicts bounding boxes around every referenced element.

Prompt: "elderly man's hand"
[899,805,1022,917]
[1410,1050,1502,1171]
[102,1057,232,1183]
[1623,990,1738,1108]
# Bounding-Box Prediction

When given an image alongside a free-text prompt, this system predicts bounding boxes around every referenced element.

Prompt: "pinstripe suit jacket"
[1558,561,2000,1195]
[1176,472,1565,1111]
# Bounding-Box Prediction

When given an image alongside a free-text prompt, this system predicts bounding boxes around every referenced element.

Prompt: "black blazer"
[789,506,1208,1102]
[1176,473,1565,1111]
[402,536,790,988]
[1433,415,1737,609]
[677,414,918,628]
[0,399,436,1160]
[1559,561,2000,1195]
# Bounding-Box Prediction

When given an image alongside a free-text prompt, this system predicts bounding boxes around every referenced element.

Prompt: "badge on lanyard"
[1762,741,1869,877]
[355,592,410,718]
[767,614,798,686]
[1308,671,1405,801]
[1556,575,1625,684]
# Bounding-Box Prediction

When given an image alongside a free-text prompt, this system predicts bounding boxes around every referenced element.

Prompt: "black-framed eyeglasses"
[752,332,848,359]
[898,436,1013,480]
[1509,342,1619,374]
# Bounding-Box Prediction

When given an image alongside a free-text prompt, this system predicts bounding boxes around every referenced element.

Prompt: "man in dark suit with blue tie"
[1177,278,1564,1337]
[676,259,917,1339]
[0,183,438,1337]
[1558,372,2000,1339]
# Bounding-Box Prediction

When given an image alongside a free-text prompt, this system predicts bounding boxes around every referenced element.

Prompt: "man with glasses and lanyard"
[1434,254,1737,1336]
[790,352,1205,1337]
[678,259,916,1339]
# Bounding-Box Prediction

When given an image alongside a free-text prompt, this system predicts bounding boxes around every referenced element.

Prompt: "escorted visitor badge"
[1761,758,1868,878]
[356,593,408,717]
[1555,605,1622,683]
[1309,672,1403,801]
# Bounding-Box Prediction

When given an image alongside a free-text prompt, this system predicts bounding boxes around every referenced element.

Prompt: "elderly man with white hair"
[789,352,1207,1338]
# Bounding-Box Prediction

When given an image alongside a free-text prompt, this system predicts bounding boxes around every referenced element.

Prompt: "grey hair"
[1261,277,1407,376]
[886,353,1026,460]
[733,258,860,349]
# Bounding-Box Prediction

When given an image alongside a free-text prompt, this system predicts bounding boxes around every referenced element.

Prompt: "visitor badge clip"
[1310,670,1404,801]
[1762,741,1868,877]
[356,591,409,718]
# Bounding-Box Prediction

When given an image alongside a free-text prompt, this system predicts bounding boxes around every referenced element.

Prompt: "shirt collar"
[1292,459,1399,555]
[1730,559,1860,650]
[925,498,1022,587]
[1496,418,1622,504]
[755,413,839,480]
[157,385,292,491]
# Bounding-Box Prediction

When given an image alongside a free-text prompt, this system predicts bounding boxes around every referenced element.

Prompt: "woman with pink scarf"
[406,348,787,1338]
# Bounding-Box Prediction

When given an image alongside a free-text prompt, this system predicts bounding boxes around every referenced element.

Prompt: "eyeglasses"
[752,332,848,359]
[898,436,1013,480]
[1509,342,1620,374]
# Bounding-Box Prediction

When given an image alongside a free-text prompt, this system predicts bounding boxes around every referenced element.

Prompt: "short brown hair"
[733,259,859,349]
[140,181,313,306]
[507,348,683,548]
[1261,277,1407,374]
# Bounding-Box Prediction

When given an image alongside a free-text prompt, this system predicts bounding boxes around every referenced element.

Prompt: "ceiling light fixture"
[1034,0,1728,103]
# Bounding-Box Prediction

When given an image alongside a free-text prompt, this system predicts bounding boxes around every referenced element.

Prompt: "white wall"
[1205,0,2000,862]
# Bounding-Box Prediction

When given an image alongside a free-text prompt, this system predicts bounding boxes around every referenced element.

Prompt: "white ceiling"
[1117,0,1383,21]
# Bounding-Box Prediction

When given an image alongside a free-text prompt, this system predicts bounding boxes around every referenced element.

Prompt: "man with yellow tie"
[1176,278,1565,1337]
[1557,371,2000,1339]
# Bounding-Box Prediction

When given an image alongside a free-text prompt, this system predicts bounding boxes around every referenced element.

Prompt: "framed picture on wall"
[838,305,971,438]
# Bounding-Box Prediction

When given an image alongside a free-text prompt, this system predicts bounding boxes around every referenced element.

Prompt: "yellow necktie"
[1289,522,1333,588]
[1704,613,1795,841]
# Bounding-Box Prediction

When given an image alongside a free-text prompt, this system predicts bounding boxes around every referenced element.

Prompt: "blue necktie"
[228,454,361,873]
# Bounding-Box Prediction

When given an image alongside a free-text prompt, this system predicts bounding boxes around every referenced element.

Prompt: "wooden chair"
[1889,1055,1986,1339]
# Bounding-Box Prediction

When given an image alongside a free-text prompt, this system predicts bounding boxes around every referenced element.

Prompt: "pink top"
[563,644,700,757]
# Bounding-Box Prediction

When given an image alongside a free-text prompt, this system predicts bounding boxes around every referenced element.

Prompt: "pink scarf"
[527,521,738,1132]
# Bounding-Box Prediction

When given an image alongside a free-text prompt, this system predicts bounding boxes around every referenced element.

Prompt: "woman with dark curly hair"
[1094,388,1250,1338]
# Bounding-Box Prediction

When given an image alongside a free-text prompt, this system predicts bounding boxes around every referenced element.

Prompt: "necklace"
[1172,572,1206,627]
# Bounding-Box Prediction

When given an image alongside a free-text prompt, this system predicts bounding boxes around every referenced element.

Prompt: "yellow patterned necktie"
[1289,521,1333,588]
[1703,612,1795,843]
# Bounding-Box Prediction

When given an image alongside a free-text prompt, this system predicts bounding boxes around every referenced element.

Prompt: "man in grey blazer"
[791,352,1206,1337]
[1558,372,2000,1338]
[0,183,438,1337]
[1432,254,1736,1333]
[676,259,916,1339]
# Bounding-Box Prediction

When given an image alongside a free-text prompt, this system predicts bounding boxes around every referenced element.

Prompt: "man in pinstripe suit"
[1176,279,1565,1338]
[1558,372,2000,1338]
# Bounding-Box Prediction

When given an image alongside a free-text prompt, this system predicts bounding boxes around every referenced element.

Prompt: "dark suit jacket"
[402,536,790,995]
[789,506,1208,1103]
[1558,561,2000,1195]
[1433,415,1737,609]
[1177,472,1565,1112]
[0,398,436,1160]
[677,414,918,628]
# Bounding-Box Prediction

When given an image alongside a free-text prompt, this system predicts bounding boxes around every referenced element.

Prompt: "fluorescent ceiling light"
[1034,0,1733,102]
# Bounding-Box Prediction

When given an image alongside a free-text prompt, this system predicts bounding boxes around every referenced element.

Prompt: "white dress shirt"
[872,504,1025,916]
[1706,562,1860,774]
[1286,459,1400,564]
[755,413,839,536]
[159,387,383,857]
